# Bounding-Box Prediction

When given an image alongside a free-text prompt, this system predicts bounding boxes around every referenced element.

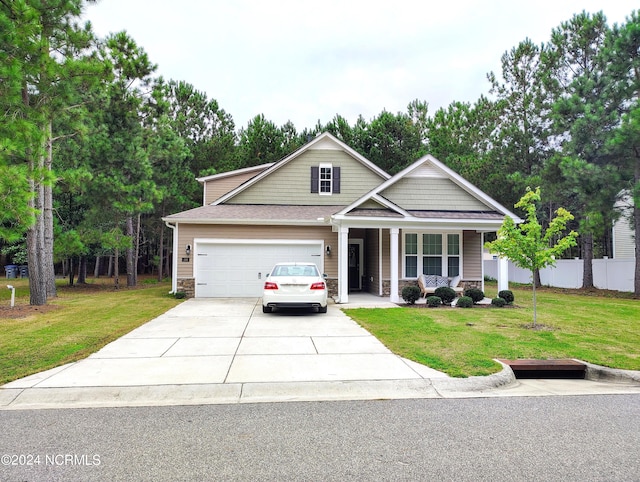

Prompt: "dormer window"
[310,165,341,194]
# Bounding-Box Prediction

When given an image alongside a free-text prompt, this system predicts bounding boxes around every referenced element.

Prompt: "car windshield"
[271,265,318,277]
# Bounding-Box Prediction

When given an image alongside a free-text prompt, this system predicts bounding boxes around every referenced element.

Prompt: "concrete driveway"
[1,298,451,408]
[3,298,640,410]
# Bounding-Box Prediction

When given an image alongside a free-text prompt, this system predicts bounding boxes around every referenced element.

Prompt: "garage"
[194,240,324,297]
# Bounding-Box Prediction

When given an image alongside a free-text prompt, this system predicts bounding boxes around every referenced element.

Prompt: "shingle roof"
[164,204,345,223]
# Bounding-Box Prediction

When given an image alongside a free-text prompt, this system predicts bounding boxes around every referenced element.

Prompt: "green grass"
[0,277,182,385]
[345,283,640,378]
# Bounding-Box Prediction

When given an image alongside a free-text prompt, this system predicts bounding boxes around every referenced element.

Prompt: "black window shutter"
[310,166,319,193]
[332,166,341,193]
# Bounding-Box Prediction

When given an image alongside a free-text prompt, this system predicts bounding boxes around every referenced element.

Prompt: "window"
[405,233,418,278]
[403,232,461,278]
[310,165,340,194]
[423,234,442,275]
[319,164,332,194]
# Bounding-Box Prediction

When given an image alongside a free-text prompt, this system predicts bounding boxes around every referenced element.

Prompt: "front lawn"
[344,283,640,377]
[0,278,182,385]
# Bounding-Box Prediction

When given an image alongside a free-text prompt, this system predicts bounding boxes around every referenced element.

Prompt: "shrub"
[401,285,421,305]
[464,288,485,304]
[426,296,442,307]
[498,290,515,304]
[491,297,506,307]
[174,291,186,299]
[434,286,456,304]
[457,296,473,308]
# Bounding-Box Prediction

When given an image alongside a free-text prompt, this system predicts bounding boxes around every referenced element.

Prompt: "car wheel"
[262,305,272,313]
[318,305,327,313]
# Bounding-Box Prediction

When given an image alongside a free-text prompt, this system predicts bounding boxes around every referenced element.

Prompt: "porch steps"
[499,359,587,379]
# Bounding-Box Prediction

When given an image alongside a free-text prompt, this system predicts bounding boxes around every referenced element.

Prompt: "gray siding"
[228,150,384,205]
[381,178,491,211]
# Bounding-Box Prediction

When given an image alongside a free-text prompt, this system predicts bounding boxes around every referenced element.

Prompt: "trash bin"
[19,265,28,278]
[4,265,18,279]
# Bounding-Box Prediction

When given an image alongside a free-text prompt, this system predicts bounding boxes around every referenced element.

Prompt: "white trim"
[319,162,332,195]
[390,228,400,303]
[378,228,383,296]
[337,227,349,303]
[336,154,522,223]
[195,163,274,183]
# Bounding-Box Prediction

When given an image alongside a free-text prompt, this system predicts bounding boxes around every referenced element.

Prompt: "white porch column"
[338,226,349,303]
[390,227,400,303]
[497,256,509,292]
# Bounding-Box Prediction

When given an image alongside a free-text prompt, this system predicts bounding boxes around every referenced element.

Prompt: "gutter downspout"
[164,221,178,294]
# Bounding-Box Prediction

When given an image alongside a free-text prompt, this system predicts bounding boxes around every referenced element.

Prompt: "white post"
[390,228,400,303]
[7,285,15,308]
[498,257,509,292]
[338,226,349,303]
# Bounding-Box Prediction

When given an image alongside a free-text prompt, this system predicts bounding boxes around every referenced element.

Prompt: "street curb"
[579,360,640,384]
[431,360,516,396]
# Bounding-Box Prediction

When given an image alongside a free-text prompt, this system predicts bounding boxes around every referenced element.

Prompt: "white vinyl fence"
[484,258,636,293]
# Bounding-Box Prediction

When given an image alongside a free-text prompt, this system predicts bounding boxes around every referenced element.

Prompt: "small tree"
[485,187,578,327]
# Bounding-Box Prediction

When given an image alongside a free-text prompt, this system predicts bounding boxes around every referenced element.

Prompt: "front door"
[348,241,362,291]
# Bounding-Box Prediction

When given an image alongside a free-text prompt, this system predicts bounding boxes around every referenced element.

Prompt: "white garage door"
[194,241,324,297]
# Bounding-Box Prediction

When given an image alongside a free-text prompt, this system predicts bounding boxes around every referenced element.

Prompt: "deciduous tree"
[485,187,578,326]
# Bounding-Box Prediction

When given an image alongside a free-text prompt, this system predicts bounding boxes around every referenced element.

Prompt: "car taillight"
[310,282,325,290]
[264,282,278,290]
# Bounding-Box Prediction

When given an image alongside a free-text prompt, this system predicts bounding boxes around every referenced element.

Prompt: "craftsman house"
[163,132,520,303]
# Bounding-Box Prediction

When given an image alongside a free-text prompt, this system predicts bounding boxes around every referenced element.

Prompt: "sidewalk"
[2,298,639,410]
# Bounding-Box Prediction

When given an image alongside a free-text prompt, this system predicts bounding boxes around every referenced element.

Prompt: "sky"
[84,0,635,132]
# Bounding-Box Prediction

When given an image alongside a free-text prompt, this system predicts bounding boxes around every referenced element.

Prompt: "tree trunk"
[165,244,171,279]
[27,162,47,306]
[107,255,113,278]
[157,224,164,282]
[44,121,56,298]
[134,212,141,285]
[114,248,120,289]
[533,268,542,288]
[77,256,87,284]
[126,216,136,287]
[68,257,75,286]
[94,255,101,278]
[581,233,594,289]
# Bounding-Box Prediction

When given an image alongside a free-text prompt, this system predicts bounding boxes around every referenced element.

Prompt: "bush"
[401,285,421,305]
[434,286,456,304]
[491,297,506,307]
[463,288,485,304]
[426,296,442,307]
[174,291,186,299]
[457,296,473,308]
[498,290,515,304]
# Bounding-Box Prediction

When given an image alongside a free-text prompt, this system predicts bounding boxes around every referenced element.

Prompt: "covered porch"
[331,219,509,304]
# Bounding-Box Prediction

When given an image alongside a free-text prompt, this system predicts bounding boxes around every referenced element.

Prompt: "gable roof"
[195,163,274,184]
[212,132,391,205]
[337,154,522,222]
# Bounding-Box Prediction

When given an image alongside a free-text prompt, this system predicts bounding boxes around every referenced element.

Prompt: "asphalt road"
[1,395,639,481]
